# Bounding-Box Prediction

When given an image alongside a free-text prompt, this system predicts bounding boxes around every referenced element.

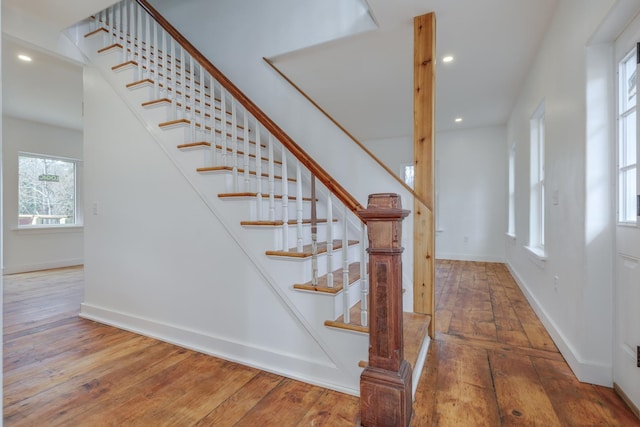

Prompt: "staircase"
[68,0,429,399]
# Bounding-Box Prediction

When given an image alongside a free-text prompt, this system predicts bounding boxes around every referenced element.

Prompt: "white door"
[615,31,640,411]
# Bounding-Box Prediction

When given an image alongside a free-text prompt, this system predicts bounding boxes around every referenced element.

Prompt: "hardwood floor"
[4,261,639,426]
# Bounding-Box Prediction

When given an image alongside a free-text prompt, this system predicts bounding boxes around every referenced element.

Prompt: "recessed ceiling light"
[455,117,463,123]
[442,55,454,63]
[18,54,32,62]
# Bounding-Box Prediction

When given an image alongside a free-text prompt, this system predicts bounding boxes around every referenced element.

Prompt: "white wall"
[362,135,413,178]
[363,127,507,263]
[506,0,617,386]
[2,116,84,273]
[436,126,507,262]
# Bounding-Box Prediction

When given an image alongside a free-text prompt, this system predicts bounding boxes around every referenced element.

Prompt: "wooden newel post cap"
[358,193,410,220]
[358,193,410,251]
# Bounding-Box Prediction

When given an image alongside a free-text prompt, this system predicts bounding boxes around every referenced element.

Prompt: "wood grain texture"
[413,12,436,337]
[5,262,639,426]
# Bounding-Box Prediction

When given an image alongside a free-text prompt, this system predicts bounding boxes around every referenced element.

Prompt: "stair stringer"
[74,29,368,395]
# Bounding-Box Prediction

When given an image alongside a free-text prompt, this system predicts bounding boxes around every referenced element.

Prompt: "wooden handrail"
[135,0,365,216]
[263,57,432,212]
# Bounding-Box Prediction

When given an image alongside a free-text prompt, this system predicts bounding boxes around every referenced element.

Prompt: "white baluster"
[360,222,368,327]
[281,147,289,251]
[311,177,318,286]
[170,38,177,120]
[144,10,150,76]
[137,4,143,81]
[255,124,263,219]
[200,64,206,143]
[189,57,196,144]
[296,162,303,252]
[121,3,127,63]
[326,195,333,288]
[104,8,111,40]
[231,102,238,191]
[268,135,275,221]
[221,88,228,166]
[180,47,185,121]
[112,3,124,46]
[343,205,350,324]
[210,78,218,166]
[243,110,250,191]
[161,29,167,97]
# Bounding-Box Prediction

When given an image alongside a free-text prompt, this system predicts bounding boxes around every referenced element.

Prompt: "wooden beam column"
[413,12,436,337]
[360,193,412,427]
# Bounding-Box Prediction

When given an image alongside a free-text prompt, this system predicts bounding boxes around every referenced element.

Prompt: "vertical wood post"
[413,12,436,338]
[359,193,412,427]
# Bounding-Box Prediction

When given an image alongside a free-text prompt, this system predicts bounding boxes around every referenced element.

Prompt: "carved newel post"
[359,193,412,427]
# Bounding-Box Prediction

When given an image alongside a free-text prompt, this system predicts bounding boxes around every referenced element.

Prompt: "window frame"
[17,152,83,229]
[527,101,546,257]
[617,47,638,225]
[507,142,516,238]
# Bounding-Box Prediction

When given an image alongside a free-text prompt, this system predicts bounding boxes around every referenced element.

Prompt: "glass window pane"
[18,155,76,225]
[621,168,637,222]
[624,54,637,110]
[622,111,637,167]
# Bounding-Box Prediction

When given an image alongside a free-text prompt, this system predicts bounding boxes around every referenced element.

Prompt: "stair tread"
[159,120,261,146]
[327,303,431,373]
[197,166,295,182]
[356,311,431,371]
[240,218,335,227]
[266,239,359,258]
[127,79,212,105]
[218,192,315,202]
[176,141,211,149]
[143,99,238,128]
[177,142,283,165]
[293,262,361,294]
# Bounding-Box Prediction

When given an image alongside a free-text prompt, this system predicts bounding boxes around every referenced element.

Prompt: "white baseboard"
[2,258,84,275]
[505,263,612,386]
[80,303,361,396]
[436,253,505,263]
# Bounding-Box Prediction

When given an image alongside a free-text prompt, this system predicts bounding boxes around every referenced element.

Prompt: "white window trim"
[617,48,638,225]
[18,152,84,229]
[528,101,546,256]
[507,142,516,237]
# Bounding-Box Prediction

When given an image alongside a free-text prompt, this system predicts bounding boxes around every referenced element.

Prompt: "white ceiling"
[2,36,83,131]
[271,0,559,139]
[2,0,559,139]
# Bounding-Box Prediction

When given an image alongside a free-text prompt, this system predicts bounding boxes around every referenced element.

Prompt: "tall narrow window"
[507,143,516,237]
[18,154,78,226]
[529,102,545,252]
[618,48,637,224]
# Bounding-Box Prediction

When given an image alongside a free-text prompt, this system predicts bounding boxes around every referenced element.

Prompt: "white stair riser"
[242,221,343,250]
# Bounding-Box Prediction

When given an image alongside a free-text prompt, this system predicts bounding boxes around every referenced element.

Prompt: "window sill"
[505,232,516,240]
[13,225,84,235]
[524,245,547,268]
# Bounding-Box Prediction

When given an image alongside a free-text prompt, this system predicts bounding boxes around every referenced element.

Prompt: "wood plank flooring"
[4,261,640,426]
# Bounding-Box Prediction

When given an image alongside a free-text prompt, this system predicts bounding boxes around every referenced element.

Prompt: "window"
[529,101,545,252]
[401,163,414,189]
[18,154,78,226]
[618,48,637,224]
[507,143,516,237]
